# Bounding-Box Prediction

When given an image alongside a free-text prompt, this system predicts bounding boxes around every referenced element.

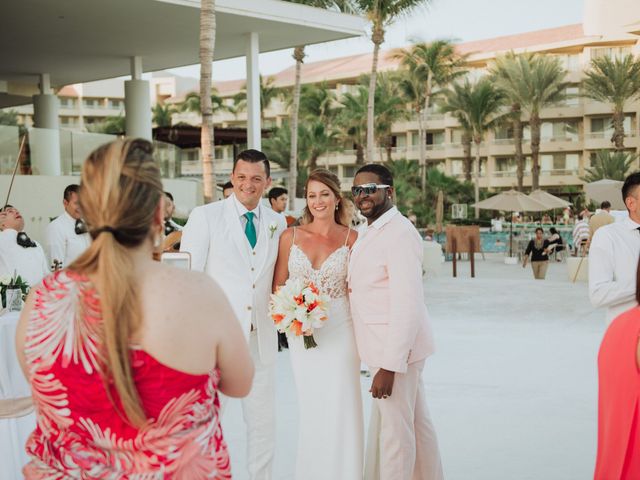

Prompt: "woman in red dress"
[16,139,254,478]
[594,260,640,479]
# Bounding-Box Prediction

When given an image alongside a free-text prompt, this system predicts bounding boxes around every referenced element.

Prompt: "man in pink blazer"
[348,164,443,480]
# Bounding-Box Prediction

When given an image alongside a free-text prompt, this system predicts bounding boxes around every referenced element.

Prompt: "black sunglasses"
[351,183,391,197]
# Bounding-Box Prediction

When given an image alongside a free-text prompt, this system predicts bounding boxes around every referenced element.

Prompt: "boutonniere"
[269,222,278,239]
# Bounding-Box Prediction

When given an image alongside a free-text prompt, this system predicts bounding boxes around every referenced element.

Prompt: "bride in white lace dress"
[273,170,363,480]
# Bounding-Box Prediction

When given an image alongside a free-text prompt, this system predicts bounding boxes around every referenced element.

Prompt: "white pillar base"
[32,94,61,175]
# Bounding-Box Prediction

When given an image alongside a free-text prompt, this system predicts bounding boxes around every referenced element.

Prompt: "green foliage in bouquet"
[1,274,29,308]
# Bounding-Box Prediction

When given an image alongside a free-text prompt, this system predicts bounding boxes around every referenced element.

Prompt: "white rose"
[0,275,11,286]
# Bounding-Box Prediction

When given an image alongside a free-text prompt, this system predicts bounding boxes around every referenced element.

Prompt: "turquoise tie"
[244,212,257,249]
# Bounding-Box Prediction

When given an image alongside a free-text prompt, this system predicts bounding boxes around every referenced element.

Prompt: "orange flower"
[291,320,303,336]
[309,283,319,295]
[272,314,285,325]
[307,301,318,312]
[294,294,304,305]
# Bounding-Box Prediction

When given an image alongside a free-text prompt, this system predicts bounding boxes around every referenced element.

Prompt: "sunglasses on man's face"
[351,183,391,197]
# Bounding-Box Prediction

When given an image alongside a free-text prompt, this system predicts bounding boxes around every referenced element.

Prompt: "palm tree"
[199,0,216,203]
[301,120,337,171]
[373,72,408,162]
[152,103,176,127]
[336,85,369,164]
[489,53,567,190]
[353,0,430,163]
[392,39,467,191]
[583,54,640,150]
[179,90,226,115]
[490,52,528,191]
[283,1,356,209]
[441,78,506,218]
[298,82,338,123]
[87,115,125,134]
[233,75,282,123]
[581,150,638,182]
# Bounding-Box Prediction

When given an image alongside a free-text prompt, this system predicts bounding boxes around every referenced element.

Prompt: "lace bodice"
[288,244,349,299]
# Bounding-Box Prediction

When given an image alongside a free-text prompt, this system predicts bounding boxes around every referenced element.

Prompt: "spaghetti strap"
[343,228,351,247]
[292,226,297,247]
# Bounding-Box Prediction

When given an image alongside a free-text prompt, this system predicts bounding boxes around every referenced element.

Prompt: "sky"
[168,0,584,82]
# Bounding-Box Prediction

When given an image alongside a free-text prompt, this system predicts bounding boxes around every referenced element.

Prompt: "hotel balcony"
[583,131,639,150]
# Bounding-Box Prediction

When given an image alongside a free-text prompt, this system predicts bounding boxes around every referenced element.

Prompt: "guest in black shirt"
[547,227,564,261]
[523,227,550,279]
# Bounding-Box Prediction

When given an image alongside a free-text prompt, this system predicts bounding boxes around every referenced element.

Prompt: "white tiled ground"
[221,254,604,480]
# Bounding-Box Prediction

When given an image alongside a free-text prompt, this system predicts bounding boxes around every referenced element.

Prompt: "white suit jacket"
[180,195,287,365]
[0,229,50,287]
[45,211,91,267]
[348,208,434,373]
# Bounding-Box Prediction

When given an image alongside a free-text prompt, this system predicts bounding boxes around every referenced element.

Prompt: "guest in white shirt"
[589,172,640,324]
[0,205,49,286]
[163,191,183,236]
[45,184,91,269]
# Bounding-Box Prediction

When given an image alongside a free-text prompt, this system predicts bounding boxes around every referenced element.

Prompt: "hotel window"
[82,98,101,109]
[343,165,358,178]
[494,126,514,140]
[451,129,464,144]
[495,157,517,172]
[563,86,580,106]
[591,115,632,135]
[59,97,76,109]
[108,99,124,110]
[540,153,579,172]
[426,131,445,145]
[558,54,580,71]
[328,166,339,176]
[592,46,633,60]
[450,160,464,176]
[396,135,407,148]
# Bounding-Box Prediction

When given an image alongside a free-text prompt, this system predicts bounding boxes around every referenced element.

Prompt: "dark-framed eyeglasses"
[351,183,391,197]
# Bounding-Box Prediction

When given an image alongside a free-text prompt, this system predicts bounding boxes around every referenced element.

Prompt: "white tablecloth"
[0,310,35,479]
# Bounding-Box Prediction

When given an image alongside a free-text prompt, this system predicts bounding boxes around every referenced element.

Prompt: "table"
[0,310,35,479]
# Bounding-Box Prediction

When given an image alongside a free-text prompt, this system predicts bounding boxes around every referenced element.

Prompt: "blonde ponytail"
[71,139,162,426]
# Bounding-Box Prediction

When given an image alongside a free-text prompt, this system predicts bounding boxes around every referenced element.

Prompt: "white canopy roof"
[0,0,366,108]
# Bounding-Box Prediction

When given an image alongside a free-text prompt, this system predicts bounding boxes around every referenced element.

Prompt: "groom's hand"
[370,368,395,399]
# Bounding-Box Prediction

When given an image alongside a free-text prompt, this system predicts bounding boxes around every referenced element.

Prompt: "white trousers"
[222,331,275,480]
[365,361,443,480]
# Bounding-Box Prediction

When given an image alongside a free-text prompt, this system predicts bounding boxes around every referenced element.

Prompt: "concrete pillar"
[125,56,152,141]
[31,74,61,175]
[245,32,261,150]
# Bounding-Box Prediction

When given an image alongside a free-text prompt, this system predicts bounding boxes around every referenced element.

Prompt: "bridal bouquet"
[269,278,330,349]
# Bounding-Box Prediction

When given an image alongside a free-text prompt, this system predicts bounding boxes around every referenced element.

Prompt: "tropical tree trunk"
[199,0,216,203]
[421,74,433,193]
[530,114,541,190]
[356,143,365,165]
[309,153,319,172]
[612,108,625,150]
[367,23,384,163]
[417,110,425,186]
[289,46,305,209]
[474,138,481,219]
[385,139,392,163]
[462,131,472,182]
[513,107,524,191]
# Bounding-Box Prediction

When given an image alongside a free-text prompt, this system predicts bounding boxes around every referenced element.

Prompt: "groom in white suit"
[181,149,287,480]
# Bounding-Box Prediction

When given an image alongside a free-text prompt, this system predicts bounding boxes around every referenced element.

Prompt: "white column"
[31,73,61,175]
[245,32,261,150]
[125,56,152,141]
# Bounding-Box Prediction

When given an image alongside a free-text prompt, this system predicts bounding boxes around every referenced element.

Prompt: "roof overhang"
[0,0,366,108]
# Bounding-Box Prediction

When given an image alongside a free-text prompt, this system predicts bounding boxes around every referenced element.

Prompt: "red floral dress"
[22,270,231,479]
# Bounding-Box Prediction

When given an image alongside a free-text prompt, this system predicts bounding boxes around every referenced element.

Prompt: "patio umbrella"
[435,190,444,234]
[528,190,572,209]
[584,179,625,210]
[474,190,548,257]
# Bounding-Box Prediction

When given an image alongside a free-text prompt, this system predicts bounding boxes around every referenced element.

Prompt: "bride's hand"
[370,368,395,399]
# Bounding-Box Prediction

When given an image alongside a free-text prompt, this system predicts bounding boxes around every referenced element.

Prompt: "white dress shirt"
[232,194,261,245]
[0,229,50,286]
[45,211,91,267]
[589,217,640,324]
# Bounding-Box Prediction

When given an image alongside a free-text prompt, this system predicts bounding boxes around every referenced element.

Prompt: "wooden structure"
[445,225,481,278]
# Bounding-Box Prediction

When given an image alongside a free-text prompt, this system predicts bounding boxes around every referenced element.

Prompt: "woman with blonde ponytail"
[16,139,253,478]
